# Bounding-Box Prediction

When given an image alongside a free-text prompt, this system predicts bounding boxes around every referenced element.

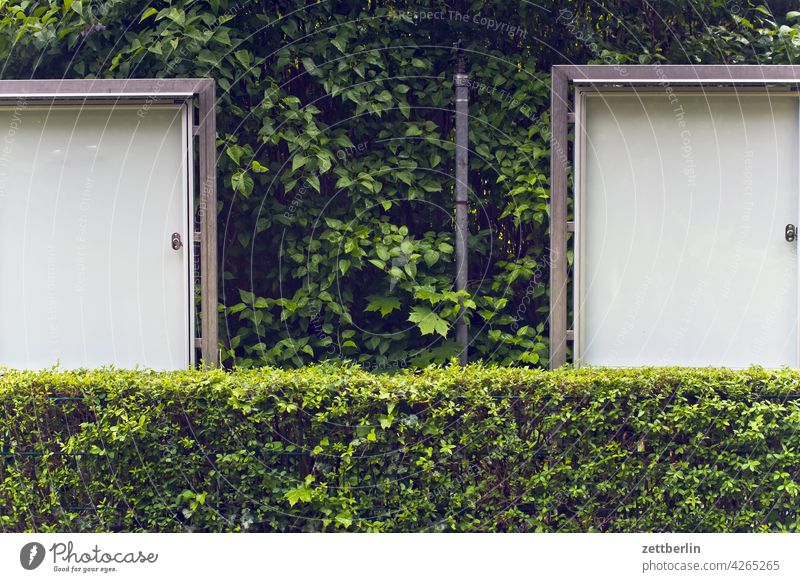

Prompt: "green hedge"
[2,364,800,532]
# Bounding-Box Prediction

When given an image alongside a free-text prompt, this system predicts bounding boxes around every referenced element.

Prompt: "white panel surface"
[0,105,190,369]
[580,93,798,367]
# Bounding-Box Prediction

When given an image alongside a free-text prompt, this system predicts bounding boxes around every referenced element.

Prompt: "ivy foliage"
[3,364,800,532]
[0,1,798,367]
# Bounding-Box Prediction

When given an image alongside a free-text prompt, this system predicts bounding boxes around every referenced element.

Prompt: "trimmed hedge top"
[2,364,800,532]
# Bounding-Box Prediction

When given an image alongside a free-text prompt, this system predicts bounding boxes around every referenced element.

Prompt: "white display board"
[576,92,798,368]
[0,104,193,369]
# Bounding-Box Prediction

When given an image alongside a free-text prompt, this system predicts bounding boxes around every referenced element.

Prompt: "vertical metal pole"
[454,50,469,365]
[549,68,569,368]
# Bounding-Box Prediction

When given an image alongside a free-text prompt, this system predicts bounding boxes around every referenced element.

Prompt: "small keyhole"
[171,232,183,250]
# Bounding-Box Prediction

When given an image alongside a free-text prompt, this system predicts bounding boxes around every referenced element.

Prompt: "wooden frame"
[549,65,800,368]
[0,78,218,367]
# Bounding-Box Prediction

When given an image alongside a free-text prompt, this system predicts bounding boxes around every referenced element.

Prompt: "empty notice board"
[578,93,797,368]
[0,79,218,370]
[549,65,800,369]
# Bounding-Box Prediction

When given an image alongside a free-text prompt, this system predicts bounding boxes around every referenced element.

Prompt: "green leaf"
[284,486,313,506]
[331,37,347,53]
[140,7,158,21]
[301,57,316,73]
[335,511,353,528]
[292,155,307,171]
[239,289,255,304]
[231,170,254,197]
[408,306,449,337]
[365,295,401,317]
[423,250,440,267]
[317,154,332,174]
[234,49,252,68]
[415,288,443,304]
[226,144,244,165]
[251,160,269,173]
[399,102,411,119]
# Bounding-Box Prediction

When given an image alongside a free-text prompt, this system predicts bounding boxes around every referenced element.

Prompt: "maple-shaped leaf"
[365,295,401,317]
[408,306,449,337]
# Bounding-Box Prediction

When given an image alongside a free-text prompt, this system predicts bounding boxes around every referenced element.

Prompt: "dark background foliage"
[2,0,799,368]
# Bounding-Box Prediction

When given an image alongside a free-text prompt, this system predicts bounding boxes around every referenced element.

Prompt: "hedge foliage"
[3,1,799,368]
[3,364,800,532]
